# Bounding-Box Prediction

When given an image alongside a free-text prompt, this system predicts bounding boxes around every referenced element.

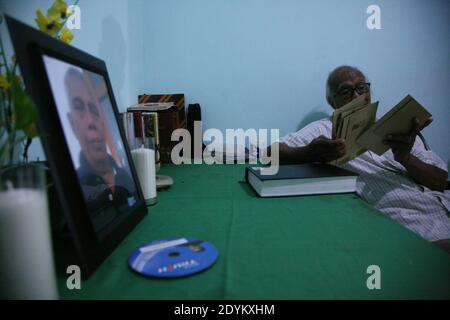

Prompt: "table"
[58,164,450,299]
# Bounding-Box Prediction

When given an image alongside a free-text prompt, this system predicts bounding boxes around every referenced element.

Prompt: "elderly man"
[275,66,450,252]
[65,68,135,220]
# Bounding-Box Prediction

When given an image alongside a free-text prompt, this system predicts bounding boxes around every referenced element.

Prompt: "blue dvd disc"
[128,237,218,278]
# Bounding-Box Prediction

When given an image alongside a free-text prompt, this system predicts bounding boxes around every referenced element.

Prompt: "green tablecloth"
[58,164,450,299]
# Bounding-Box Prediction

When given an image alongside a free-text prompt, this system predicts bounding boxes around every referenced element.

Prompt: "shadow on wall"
[296,106,330,132]
[99,15,126,109]
[126,0,144,107]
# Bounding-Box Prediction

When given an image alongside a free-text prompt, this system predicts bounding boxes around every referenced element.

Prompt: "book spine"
[245,168,262,198]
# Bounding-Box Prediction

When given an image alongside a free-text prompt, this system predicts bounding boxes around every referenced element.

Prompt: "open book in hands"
[332,95,432,165]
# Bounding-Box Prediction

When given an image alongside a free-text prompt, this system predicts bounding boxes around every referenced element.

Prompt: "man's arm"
[400,155,447,192]
[276,142,314,165]
[270,136,346,165]
[384,118,447,192]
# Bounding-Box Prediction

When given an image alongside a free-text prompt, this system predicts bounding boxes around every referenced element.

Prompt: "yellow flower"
[24,123,38,138]
[0,74,10,91]
[35,9,61,36]
[59,28,74,44]
[35,9,48,31]
[48,0,70,21]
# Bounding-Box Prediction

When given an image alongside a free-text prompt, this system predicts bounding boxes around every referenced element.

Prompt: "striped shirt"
[280,118,450,241]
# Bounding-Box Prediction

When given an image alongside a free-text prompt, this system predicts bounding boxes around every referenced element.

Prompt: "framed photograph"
[6,16,148,278]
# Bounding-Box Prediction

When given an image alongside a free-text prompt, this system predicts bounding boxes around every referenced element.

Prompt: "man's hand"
[383,117,432,165]
[306,136,346,163]
[382,116,446,191]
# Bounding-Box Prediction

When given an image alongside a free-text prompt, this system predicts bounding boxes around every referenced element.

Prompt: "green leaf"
[15,93,38,129]
[10,77,39,136]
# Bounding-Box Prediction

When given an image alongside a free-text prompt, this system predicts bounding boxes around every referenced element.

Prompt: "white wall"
[142,0,450,167]
[1,0,449,168]
[0,0,145,160]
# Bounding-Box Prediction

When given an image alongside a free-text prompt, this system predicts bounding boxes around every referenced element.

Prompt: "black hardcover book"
[245,164,358,197]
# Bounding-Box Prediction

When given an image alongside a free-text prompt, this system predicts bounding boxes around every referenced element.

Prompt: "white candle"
[131,147,157,205]
[0,188,58,299]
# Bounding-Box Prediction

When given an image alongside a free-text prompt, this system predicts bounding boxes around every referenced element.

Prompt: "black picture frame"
[6,16,148,278]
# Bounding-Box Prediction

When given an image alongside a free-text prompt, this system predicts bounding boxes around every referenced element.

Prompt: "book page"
[333,101,378,165]
[357,95,432,155]
[332,94,367,139]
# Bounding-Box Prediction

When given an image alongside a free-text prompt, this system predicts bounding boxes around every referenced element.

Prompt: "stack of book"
[332,95,378,165]
[332,94,432,165]
[246,164,358,198]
